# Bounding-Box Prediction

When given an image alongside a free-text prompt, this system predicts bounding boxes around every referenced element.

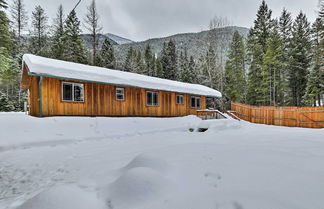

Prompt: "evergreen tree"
[155,57,164,78]
[278,8,293,104]
[180,55,197,84]
[134,50,144,74]
[224,31,246,103]
[288,12,312,106]
[124,47,136,72]
[246,0,273,105]
[0,2,11,50]
[0,91,15,111]
[0,0,7,8]
[179,50,188,81]
[51,5,65,60]
[304,4,324,106]
[84,0,102,65]
[10,0,28,46]
[62,10,88,64]
[29,5,49,56]
[161,40,178,80]
[262,23,284,106]
[144,44,155,76]
[98,38,115,68]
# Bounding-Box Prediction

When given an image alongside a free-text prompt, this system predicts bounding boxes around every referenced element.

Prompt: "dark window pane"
[191,97,195,107]
[153,92,158,106]
[63,83,72,101]
[147,92,152,105]
[74,84,84,101]
[117,94,124,100]
[116,88,124,100]
[196,98,200,108]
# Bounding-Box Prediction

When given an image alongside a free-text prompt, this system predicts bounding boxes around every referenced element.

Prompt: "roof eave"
[28,72,221,98]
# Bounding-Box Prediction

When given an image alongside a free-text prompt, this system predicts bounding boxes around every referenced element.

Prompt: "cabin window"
[62,82,84,102]
[176,95,184,104]
[116,87,125,101]
[190,96,201,108]
[146,91,159,106]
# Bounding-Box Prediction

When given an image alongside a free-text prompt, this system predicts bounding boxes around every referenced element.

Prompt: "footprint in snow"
[204,172,222,188]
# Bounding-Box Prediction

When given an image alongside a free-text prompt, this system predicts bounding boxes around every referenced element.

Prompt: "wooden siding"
[27,76,206,117]
[231,102,324,128]
[28,76,40,116]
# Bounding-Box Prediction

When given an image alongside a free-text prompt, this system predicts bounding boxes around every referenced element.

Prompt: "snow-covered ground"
[0,113,324,209]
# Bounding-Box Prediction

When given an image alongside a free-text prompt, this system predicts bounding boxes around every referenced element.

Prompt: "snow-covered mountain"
[105,33,134,45]
[113,26,249,64]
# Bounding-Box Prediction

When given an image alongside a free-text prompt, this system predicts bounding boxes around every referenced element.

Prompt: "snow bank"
[16,185,105,209]
[193,118,242,132]
[122,153,169,173]
[23,54,221,97]
[100,153,174,209]
[0,113,201,149]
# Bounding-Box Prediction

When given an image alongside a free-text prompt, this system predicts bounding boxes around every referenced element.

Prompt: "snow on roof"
[23,54,221,97]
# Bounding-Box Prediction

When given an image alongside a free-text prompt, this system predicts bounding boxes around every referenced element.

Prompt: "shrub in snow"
[0,91,15,112]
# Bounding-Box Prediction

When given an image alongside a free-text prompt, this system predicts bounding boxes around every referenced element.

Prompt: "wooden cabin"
[21,54,221,117]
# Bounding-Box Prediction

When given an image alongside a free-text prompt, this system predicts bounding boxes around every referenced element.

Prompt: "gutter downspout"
[39,76,43,117]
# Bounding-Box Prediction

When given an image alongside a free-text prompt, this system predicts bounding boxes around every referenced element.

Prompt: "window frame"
[61,81,84,103]
[146,91,159,106]
[190,96,201,108]
[115,87,125,101]
[176,94,184,105]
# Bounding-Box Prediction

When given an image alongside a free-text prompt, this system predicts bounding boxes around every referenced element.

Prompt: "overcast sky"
[21,0,320,42]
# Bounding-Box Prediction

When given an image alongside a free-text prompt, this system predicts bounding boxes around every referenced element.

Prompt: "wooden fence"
[231,102,324,128]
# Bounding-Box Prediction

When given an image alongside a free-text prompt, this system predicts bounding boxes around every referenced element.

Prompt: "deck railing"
[196,109,227,120]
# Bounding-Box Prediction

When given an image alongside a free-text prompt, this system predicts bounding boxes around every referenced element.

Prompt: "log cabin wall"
[30,77,206,117]
[28,76,40,116]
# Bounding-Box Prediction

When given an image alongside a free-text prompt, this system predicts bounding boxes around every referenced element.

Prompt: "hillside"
[113,26,249,63]
[81,26,249,65]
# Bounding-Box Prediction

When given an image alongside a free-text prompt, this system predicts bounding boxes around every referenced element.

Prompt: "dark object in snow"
[197,128,208,132]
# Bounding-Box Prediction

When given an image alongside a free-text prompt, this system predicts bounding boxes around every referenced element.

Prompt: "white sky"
[17,0,321,41]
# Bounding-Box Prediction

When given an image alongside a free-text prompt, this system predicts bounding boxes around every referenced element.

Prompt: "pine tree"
[161,40,178,80]
[0,0,7,8]
[155,57,164,78]
[51,5,65,59]
[124,47,136,72]
[179,50,188,81]
[134,50,144,74]
[246,0,273,105]
[0,91,15,111]
[84,0,102,65]
[144,44,154,76]
[304,4,324,106]
[262,23,284,106]
[29,5,49,56]
[62,10,88,64]
[180,55,197,84]
[278,8,293,105]
[224,31,246,103]
[288,12,312,106]
[98,38,115,68]
[0,1,11,50]
[10,0,28,46]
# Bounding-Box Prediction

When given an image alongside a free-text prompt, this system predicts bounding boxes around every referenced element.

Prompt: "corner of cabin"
[21,62,31,89]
